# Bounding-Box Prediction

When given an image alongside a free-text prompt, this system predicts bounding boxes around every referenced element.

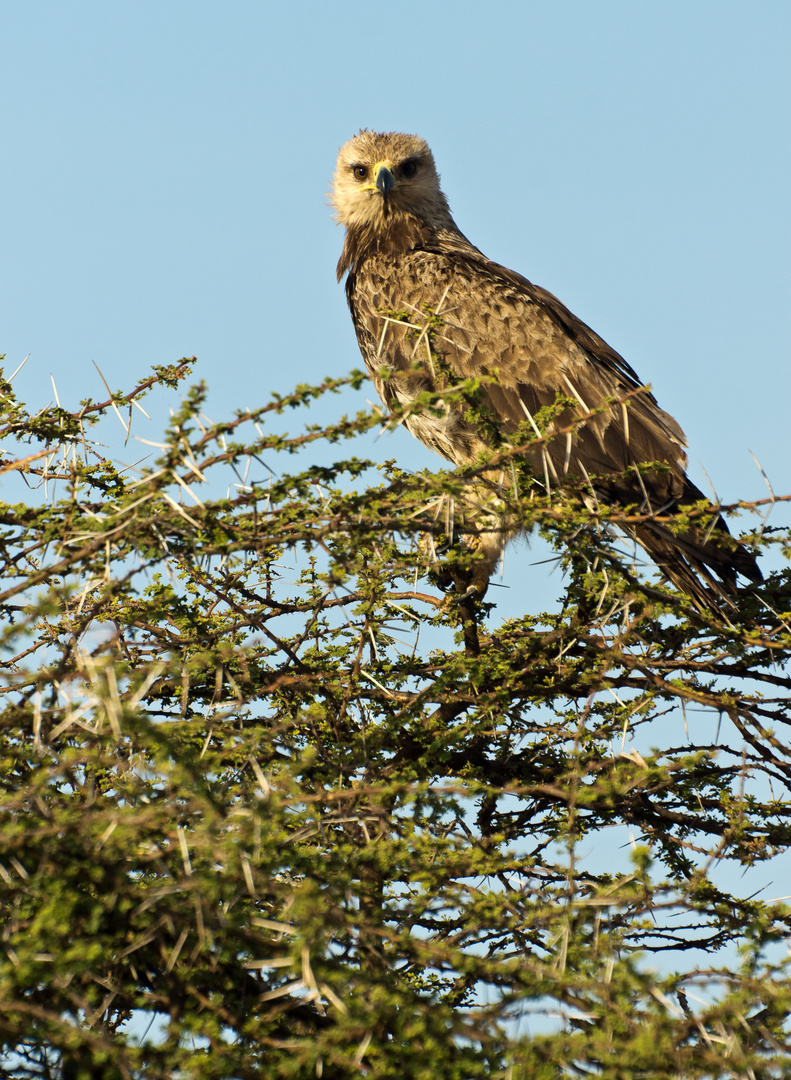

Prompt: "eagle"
[331,130,760,610]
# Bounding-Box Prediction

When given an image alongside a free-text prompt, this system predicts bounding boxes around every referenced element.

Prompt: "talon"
[428,566,456,592]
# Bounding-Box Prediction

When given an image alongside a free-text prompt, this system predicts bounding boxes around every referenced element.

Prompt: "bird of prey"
[331,129,760,610]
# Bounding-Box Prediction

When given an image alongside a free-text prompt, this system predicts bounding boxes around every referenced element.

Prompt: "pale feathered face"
[331,130,451,230]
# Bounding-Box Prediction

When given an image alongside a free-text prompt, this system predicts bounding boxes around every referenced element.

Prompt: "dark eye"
[352,165,368,181]
[400,159,418,179]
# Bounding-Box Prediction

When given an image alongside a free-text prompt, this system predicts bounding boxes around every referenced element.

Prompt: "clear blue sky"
[2,0,789,524]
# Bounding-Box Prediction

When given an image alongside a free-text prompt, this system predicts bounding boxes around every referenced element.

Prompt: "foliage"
[0,359,790,1079]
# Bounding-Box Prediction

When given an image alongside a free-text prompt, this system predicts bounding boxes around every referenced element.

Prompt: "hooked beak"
[375,165,395,199]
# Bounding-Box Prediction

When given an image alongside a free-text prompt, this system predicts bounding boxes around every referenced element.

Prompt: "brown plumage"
[331,130,760,610]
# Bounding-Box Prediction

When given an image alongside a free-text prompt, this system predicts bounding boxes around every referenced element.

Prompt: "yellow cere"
[366,160,395,191]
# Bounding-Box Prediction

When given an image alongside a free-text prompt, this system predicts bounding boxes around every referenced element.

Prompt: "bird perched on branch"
[331,129,760,610]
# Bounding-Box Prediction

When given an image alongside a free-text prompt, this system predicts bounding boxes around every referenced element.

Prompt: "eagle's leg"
[421,516,508,601]
[427,535,503,600]
[454,532,505,599]
[451,473,512,598]
[419,528,488,597]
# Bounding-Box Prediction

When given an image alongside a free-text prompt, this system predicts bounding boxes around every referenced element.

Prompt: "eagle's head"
[331,130,453,232]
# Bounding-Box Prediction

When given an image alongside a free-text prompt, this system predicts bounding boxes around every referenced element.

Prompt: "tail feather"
[632,512,761,613]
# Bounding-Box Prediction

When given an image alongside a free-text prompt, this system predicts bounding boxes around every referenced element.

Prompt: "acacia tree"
[0,358,790,1079]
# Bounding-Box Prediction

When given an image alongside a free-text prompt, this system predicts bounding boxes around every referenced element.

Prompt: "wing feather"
[349,241,688,507]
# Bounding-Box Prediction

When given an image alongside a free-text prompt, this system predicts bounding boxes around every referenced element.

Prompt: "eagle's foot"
[453,564,490,601]
[436,577,482,605]
[453,581,484,602]
[420,529,500,601]
[430,546,492,601]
